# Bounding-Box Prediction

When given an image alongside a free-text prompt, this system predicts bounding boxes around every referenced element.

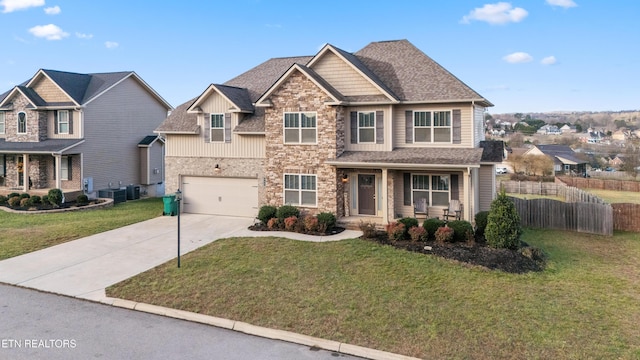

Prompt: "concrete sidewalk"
[0,213,361,301]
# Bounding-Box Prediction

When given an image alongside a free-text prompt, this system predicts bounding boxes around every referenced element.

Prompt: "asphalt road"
[0,284,364,360]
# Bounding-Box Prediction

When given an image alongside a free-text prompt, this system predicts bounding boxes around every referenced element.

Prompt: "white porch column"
[462,168,473,222]
[22,153,29,192]
[54,154,62,190]
[381,168,388,224]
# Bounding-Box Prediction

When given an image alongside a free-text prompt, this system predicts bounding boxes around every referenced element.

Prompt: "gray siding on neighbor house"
[73,77,168,191]
[478,164,495,212]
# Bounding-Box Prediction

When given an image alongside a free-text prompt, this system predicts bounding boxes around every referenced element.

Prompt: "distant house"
[0,69,172,198]
[611,130,627,141]
[524,144,587,175]
[609,155,625,167]
[560,124,576,133]
[537,124,561,135]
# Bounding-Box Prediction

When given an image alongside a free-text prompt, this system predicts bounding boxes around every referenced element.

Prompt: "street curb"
[106,297,422,360]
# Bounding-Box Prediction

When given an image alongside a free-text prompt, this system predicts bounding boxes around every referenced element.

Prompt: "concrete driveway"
[0,214,254,301]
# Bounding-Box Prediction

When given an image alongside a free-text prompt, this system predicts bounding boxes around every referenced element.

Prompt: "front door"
[358,174,376,215]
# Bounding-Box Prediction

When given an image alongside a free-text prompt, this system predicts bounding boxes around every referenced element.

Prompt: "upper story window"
[284,173,317,206]
[57,110,69,134]
[0,111,5,134]
[358,112,375,143]
[210,114,225,142]
[414,111,451,143]
[17,112,27,134]
[284,112,316,144]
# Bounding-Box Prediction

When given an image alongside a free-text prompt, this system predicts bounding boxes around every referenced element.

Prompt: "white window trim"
[57,110,69,134]
[61,156,69,181]
[413,110,452,144]
[283,112,317,145]
[0,111,5,134]
[17,111,27,134]
[411,173,451,207]
[210,113,225,143]
[357,111,376,144]
[283,173,318,207]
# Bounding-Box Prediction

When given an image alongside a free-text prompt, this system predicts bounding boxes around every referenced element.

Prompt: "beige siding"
[73,77,168,191]
[478,165,495,212]
[47,110,83,139]
[393,104,474,148]
[31,76,72,103]
[473,105,485,147]
[392,170,466,219]
[312,52,382,97]
[343,106,389,152]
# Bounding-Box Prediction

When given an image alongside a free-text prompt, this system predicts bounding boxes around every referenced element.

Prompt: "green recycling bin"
[163,194,177,216]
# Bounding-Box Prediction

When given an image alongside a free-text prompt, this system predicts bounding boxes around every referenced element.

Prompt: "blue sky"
[0,0,637,114]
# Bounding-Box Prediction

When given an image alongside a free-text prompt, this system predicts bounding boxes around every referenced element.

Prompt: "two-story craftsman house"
[0,69,172,199]
[156,40,503,223]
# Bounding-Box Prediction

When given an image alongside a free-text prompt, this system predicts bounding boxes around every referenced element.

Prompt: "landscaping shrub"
[284,216,298,231]
[41,195,49,205]
[434,226,454,243]
[474,211,490,238]
[76,194,89,205]
[385,222,406,243]
[276,205,299,220]
[485,190,522,249]
[359,221,378,239]
[47,188,64,206]
[0,195,7,205]
[408,226,427,242]
[20,198,30,207]
[257,205,277,224]
[8,196,21,207]
[398,217,418,239]
[303,216,319,232]
[447,220,474,243]
[7,192,20,199]
[20,193,30,199]
[316,212,336,233]
[423,218,445,240]
[30,195,42,204]
[267,217,280,230]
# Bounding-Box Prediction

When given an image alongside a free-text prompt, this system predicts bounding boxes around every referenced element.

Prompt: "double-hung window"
[17,112,27,134]
[413,111,451,143]
[57,110,69,134]
[284,112,316,144]
[0,111,5,134]
[412,174,450,207]
[358,112,375,143]
[284,174,317,206]
[210,114,225,142]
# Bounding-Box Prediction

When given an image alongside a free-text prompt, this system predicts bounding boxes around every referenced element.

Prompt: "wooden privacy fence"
[612,203,640,232]
[499,181,607,204]
[558,176,640,192]
[508,197,613,236]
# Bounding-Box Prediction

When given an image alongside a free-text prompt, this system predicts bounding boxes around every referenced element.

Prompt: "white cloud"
[546,0,577,8]
[0,0,44,13]
[105,41,119,49]
[76,32,93,39]
[44,5,60,15]
[461,2,528,25]
[541,56,557,65]
[503,52,533,63]
[28,24,69,40]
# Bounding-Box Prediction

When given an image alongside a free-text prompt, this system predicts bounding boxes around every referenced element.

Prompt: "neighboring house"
[537,124,561,135]
[611,129,628,141]
[560,124,576,133]
[524,144,587,175]
[156,39,502,224]
[609,154,625,167]
[0,69,172,198]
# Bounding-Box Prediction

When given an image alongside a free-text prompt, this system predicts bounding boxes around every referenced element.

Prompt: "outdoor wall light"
[341,174,349,183]
[214,164,220,171]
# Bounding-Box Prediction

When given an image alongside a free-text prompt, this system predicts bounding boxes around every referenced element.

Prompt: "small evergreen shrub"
[41,195,49,205]
[434,226,454,243]
[276,205,299,220]
[316,212,336,233]
[257,205,277,225]
[30,195,42,204]
[303,216,319,232]
[76,194,89,205]
[20,193,30,199]
[20,197,30,207]
[385,222,406,243]
[485,190,522,249]
[47,188,64,206]
[284,216,298,231]
[7,192,20,199]
[358,221,378,239]
[0,195,7,205]
[8,196,21,207]
[474,211,490,238]
[398,217,418,240]
[447,220,474,243]
[423,218,445,240]
[408,226,427,242]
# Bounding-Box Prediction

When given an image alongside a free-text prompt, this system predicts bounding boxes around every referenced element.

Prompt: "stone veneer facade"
[3,94,48,142]
[263,71,346,217]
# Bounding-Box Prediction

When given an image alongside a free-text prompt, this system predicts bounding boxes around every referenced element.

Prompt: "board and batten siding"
[473,105,486,148]
[73,76,168,191]
[311,52,382,97]
[393,104,474,148]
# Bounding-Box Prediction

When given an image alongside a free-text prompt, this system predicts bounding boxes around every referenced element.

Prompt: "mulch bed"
[248,223,346,236]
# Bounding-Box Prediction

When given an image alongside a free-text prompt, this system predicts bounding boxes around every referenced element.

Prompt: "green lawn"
[0,197,163,260]
[583,188,640,204]
[107,229,640,359]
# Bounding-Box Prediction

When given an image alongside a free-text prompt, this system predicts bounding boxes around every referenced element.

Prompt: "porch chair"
[442,200,462,221]
[413,198,429,220]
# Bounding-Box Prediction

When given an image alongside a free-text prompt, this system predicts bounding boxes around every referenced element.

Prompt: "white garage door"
[182,176,258,218]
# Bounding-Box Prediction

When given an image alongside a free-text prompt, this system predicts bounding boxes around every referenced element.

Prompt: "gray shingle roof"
[138,135,163,146]
[234,108,266,133]
[535,144,586,164]
[155,98,198,133]
[330,45,398,100]
[213,85,253,112]
[0,139,84,154]
[329,147,484,166]
[355,40,492,105]
[479,140,505,162]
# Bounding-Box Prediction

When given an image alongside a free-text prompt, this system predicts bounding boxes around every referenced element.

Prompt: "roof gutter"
[324,160,480,170]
